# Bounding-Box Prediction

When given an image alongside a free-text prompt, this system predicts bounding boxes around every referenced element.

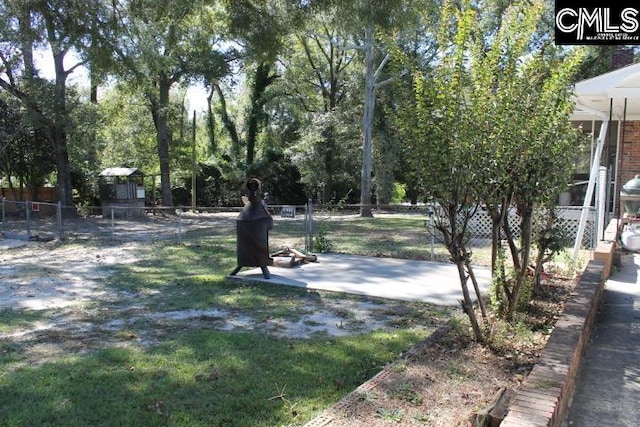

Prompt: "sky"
[33,49,210,113]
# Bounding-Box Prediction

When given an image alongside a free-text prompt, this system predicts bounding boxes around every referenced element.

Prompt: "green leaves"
[402,0,586,318]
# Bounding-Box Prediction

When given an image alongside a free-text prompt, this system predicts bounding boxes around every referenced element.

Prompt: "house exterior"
[571,48,640,252]
[570,50,640,250]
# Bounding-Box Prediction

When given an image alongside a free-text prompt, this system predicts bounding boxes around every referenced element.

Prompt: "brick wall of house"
[620,121,640,186]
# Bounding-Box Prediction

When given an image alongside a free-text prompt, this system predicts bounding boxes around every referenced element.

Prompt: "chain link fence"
[1,199,595,254]
[301,204,595,262]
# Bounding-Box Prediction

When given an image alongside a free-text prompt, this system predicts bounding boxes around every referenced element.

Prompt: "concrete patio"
[227,253,492,305]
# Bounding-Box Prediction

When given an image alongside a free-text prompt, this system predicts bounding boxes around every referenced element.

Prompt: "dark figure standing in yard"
[230,178,273,279]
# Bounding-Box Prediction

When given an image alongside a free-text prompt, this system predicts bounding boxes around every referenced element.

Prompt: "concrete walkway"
[227,253,492,306]
[564,253,640,427]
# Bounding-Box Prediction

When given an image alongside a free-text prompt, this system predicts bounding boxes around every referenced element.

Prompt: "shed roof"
[99,167,143,177]
[572,62,640,121]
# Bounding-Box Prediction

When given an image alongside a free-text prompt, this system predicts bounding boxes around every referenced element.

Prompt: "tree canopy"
[399,0,586,337]
[0,0,601,223]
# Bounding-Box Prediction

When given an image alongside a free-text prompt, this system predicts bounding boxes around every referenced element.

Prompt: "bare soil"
[317,276,575,426]
[0,236,575,426]
[0,237,442,367]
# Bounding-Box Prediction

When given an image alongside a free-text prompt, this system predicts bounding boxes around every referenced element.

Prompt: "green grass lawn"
[0,213,586,426]
[272,214,491,264]
[0,224,447,427]
[1,327,423,426]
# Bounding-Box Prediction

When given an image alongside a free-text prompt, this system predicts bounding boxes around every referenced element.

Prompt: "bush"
[313,227,334,253]
[391,182,407,204]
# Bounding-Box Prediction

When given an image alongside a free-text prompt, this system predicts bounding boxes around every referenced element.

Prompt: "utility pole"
[191,110,196,212]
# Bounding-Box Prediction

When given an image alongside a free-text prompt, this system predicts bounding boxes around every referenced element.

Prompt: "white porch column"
[573,119,609,257]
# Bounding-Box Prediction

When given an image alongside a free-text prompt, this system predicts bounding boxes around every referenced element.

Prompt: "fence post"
[178,208,183,243]
[57,202,62,240]
[25,201,31,238]
[111,207,115,243]
[305,198,313,252]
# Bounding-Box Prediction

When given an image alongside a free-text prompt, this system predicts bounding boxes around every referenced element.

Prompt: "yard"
[0,213,578,426]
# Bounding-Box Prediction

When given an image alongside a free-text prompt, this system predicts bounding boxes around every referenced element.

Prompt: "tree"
[211,62,278,168]
[580,46,636,79]
[357,21,391,216]
[104,0,229,207]
[384,4,440,206]
[277,11,360,202]
[374,10,440,205]
[465,1,584,316]
[0,0,101,207]
[0,95,56,199]
[401,0,487,342]
[67,95,102,205]
[287,107,361,202]
[316,0,425,216]
[402,0,585,338]
[208,0,304,175]
[95,86,158,172]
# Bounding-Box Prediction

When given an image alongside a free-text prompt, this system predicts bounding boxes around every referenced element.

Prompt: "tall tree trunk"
[90,65,98,104]
[19,13,35,78]
[360,23,375,218]
[439,202,485,343]
[532,209,556,288]
[456,261,484,343]
[465,257,487,320]
[246,63,276,166]
[212,64,276,168]
[322,133,334,203]
[374,111,396,205]
[489,206,501,274]
[150,77,174,207]
[213,82,241,161]
[488,197,511,299]
[502,211,521,273]
[206,89,216,153]
[52,51,74,208]
[507,207,533,315]
[246,65,262,165]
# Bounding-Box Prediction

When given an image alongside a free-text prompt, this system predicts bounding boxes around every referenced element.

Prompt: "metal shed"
[98,167,146,218]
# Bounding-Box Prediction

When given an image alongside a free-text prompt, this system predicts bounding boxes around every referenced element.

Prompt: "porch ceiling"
[571,62,640,121]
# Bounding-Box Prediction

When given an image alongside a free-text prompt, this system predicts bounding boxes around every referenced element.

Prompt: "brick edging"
[303,324,453,427]
[304,260,606,427]
[501,260,606,427]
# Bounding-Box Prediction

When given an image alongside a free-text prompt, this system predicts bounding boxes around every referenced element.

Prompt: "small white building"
[98,167,146,218]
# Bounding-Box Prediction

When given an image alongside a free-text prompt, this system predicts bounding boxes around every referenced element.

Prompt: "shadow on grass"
[0,328,421,426]
[0,237,432,426]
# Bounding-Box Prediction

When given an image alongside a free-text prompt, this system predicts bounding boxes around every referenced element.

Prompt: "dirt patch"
[0,238,443,369]
[0,240,142,310]
[310,277,576,426]
[312,330,522,426]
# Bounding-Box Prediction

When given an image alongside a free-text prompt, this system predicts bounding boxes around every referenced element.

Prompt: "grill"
[229,179,273,279]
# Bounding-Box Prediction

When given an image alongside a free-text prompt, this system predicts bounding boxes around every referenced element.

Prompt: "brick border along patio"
[501,260,606,427]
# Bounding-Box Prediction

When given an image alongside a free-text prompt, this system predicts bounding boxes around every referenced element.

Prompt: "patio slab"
[227,253,491,305]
